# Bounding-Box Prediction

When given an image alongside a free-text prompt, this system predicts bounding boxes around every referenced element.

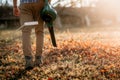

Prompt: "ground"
[0,24,120,80]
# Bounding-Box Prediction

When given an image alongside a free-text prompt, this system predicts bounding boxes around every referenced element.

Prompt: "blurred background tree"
[0,0,19,29]
[0,0,120,29]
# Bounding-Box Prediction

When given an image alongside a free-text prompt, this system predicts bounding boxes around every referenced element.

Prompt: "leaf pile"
[0,37,120,80]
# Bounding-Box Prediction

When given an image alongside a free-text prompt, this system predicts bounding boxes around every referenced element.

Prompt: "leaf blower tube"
[40,0,57,47]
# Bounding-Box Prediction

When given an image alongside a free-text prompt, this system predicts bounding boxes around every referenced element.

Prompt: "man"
[13,0,50,70]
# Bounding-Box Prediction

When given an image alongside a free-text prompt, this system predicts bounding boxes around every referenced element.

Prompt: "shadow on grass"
[9,69,27,80]
[0,60,27,80]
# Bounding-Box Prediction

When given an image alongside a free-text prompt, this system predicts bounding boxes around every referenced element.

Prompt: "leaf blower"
[40,0,57,47]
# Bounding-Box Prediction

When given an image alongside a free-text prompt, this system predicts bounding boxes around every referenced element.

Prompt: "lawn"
[0,24,120,80]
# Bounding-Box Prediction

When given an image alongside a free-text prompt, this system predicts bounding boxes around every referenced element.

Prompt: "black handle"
[48,26,57,47]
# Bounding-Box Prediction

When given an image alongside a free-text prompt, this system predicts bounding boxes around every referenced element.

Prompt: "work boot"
[34,56,43,67]
[25,56,34,70]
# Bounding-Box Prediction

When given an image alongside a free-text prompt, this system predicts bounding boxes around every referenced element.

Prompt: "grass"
[0,24,120,80]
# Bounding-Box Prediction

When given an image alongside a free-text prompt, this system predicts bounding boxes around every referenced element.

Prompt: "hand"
[13,7,20,16]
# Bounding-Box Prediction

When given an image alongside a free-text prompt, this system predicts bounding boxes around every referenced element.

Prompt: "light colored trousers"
[19,0,44,57]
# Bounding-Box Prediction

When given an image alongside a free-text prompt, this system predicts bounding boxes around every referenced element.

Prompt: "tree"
[52,0,97,7]
[0,0,3,6]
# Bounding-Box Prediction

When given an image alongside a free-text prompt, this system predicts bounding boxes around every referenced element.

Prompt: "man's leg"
[32,0,44,66]
[19,4,34,70]
[34,21,44,66]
